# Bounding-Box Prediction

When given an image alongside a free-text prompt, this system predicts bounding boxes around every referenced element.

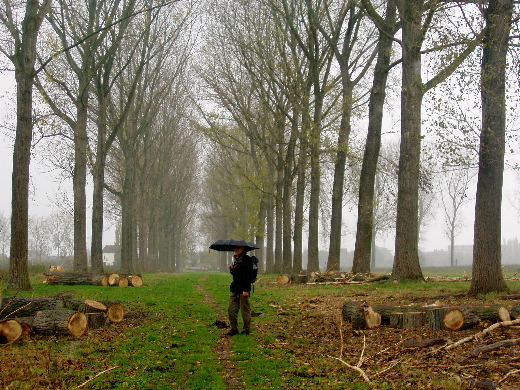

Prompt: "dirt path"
[196,282,245,390]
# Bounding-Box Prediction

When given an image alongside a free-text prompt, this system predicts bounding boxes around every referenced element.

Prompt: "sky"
[1,69,520,254]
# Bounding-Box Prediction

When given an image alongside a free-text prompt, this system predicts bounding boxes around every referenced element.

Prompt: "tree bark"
[392,0,425,281]
[353,0,397,274]
[468,0,511,296]
[7,0,51,290]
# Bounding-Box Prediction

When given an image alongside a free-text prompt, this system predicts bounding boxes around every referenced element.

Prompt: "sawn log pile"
[0,296,125,345]
[342,300,520,330]
[44,271,143,287]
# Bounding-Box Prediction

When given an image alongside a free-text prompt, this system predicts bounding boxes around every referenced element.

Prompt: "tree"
[440,168,474,267]
[49,210,73,262]
[353,0,398,274]
[392,0,485,280]
[28,216,50,262]
[468,0,512,295]
[0,0,51,290]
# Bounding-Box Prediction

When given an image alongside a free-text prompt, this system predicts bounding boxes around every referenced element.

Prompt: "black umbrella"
[209,239,259,252]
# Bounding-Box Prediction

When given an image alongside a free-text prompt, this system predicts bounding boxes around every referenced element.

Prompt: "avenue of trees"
[0,0,519,296]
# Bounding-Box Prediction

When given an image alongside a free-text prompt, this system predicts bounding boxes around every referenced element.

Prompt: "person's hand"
[242,291,249,297]
[229,263,234,270]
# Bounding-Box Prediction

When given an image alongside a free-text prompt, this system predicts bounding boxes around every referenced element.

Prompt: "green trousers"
[228,293,251,332]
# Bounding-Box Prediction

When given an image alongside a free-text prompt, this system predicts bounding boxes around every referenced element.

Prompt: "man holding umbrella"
[209,239,258,336]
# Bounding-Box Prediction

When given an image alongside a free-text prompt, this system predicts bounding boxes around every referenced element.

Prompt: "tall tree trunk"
[255,197,267,273]
[73,84,89,273]
[327,84,352,272]
[468,0,511,296]
[265,163,275,273]
[9,65,33,291]
[282,117,297,274]
[353,0,397,274]
[7,0,50,290]
[90,83,107,275]
[120,148,137,274]
[392,0,424,281]
[274,149,283,273]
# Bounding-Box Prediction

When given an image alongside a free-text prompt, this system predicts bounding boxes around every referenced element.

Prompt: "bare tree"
[440,168,474,267]
[28,216,50,262]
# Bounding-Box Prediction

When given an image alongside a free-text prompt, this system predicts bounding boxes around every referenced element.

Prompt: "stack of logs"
[0,296,124,344]
[44,271,143,287]
[277,272,391,285]
[342,301,520,330]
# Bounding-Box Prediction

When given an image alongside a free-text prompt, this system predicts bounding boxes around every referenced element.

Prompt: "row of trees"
[199,0,518,295]
[1,0,518,296]
[1,0,200,289]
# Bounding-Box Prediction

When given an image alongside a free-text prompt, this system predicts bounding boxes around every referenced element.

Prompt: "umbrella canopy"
[209,239,259,252]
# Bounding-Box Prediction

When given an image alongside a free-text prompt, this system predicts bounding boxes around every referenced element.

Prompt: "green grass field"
[1,270,519,389]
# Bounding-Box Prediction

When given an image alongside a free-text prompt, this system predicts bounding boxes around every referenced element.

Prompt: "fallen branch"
[498,368,520,384]
[77,366,119,388]
[445,318,520,350]
[328,321,371,383]
[471,338,520,356]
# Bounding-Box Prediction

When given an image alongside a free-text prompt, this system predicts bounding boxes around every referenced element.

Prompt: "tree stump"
[86,312,109,329]
[32,310,88,337]
[443,308,480,331]
[0,319,23,344]
[389,312,405,329]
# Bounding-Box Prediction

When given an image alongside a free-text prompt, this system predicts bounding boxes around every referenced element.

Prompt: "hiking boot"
[224,329,239,336]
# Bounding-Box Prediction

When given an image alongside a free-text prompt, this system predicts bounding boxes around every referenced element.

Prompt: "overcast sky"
[1,68,519,253]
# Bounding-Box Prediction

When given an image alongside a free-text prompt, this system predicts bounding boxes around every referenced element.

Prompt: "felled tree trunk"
[32,310,88,337]
[443,308,480,331]
[1,297,63,318]
[44,272,105,285]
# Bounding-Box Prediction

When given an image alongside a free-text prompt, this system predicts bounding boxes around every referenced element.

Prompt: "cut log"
[64,299,107,313]
[128,275,143,287]
[107,303,124,323]
[117,277,129,287]
[32,309,88,337]
[15,317,34,339]
[498,306,511,322]
[277,274,290,284]
[443,308,480,331]
[363,306,381,329]
[101,275,109,286]
[108,273,120,286]
[0,319,23,344]
[44,272,105,285]
[85,312,109,329]
[389,312,427,329]
[1,297,63,318]
[290,274,309,284]
[426,307,450,331]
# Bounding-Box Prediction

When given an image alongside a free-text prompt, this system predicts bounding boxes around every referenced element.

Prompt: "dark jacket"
[230,253,252,294]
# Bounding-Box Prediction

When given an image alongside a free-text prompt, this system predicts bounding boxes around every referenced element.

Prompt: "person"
[225,245,252,336]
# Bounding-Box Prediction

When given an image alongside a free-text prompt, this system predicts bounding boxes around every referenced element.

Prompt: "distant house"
[102,245,117,266]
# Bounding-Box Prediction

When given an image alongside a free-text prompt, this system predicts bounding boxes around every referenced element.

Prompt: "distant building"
[102,245,117,266]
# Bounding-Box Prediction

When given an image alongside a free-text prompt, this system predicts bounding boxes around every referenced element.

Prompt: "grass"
[1,269,519,389]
